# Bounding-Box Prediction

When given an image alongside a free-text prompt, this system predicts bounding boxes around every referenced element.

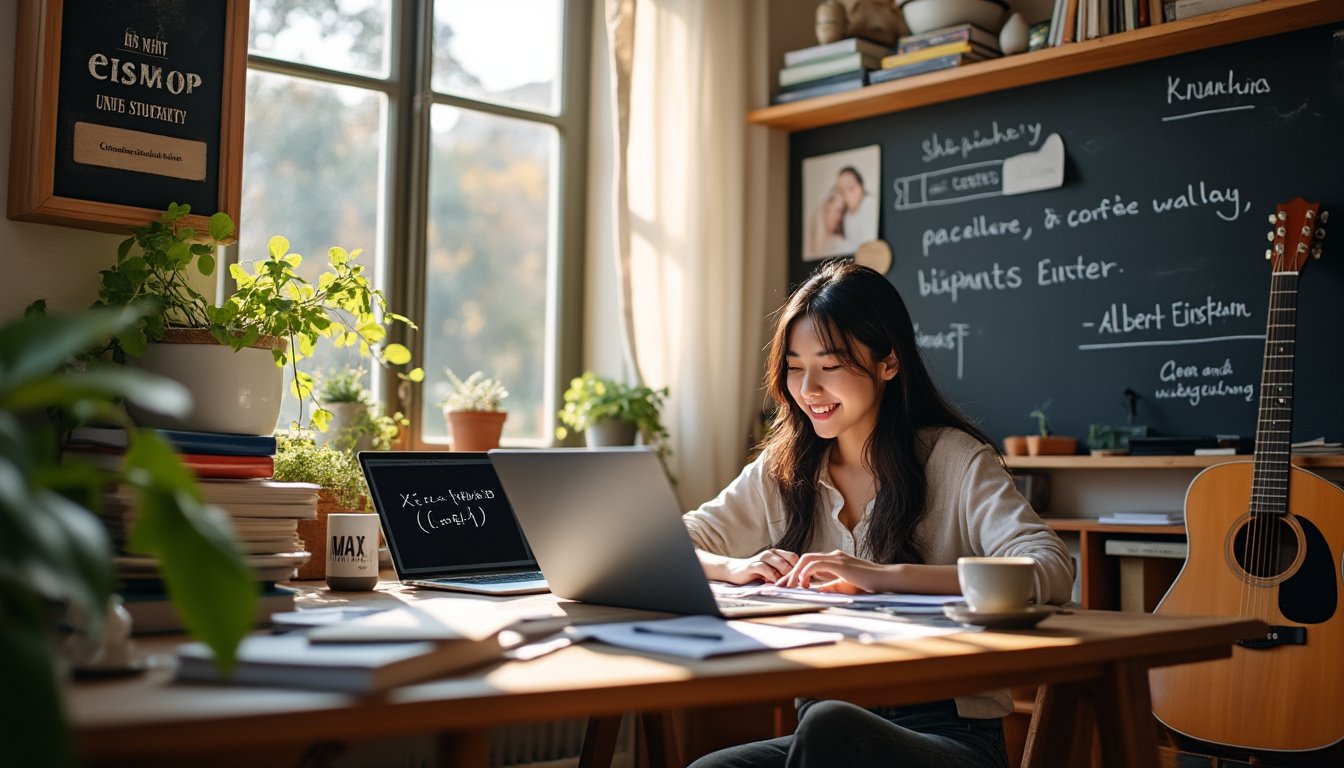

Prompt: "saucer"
[943,602,1057,629]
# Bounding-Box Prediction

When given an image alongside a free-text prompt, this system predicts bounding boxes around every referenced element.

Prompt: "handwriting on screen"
[403,489,495,534]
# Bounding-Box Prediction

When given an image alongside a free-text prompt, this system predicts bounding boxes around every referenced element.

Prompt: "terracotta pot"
[294,490,367,580]
[1002,435,1029,456]
[1026,435,1078,456]
[446,409,507,451]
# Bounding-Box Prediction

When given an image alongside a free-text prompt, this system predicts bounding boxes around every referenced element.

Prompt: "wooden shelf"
[748,0,1344,131]
[1005,454,1344,470]
[1044,518,1184,535]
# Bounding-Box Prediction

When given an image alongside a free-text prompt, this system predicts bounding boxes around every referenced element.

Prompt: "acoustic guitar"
[1151,198,1343,754]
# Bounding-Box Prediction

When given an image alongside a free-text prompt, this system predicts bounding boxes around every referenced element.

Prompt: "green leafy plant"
[1030,400,1054,437]
[438,369,508,412]
[94,203,425,432]
[1,304,253,766]
[314,367,406,452]
[556,371,670,454]
[316,366,368,404]
[272,433,367,509]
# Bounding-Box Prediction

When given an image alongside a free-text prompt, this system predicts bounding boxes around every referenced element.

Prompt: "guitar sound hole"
[1231,516,1300,579]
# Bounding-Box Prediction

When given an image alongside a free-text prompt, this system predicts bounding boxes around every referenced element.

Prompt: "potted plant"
[94,202,424,435]
[315,367,406,453]
[438,369,508,451]
[1026,401,1078,456]
[272,433,370,580]
[556,371,670,456]
[1,304,254,765]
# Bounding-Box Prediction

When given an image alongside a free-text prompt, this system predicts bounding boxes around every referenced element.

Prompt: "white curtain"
[597,0,774,508]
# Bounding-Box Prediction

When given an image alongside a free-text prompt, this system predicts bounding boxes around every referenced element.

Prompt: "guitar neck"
[1250,269,1301,516]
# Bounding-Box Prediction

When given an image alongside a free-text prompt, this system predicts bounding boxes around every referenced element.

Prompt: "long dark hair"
[761,261,992,564]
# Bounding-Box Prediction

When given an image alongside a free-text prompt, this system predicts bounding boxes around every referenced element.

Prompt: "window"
[242,0,588,443]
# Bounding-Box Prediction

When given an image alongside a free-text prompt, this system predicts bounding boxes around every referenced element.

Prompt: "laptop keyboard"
[430,570,544,585]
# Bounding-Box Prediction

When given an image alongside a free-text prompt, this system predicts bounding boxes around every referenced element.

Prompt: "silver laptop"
[489,447,822,618]
[358,451,548,595]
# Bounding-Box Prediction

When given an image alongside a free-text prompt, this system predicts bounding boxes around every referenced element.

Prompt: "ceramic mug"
[957,556,1037,612]
[326,513,381,591]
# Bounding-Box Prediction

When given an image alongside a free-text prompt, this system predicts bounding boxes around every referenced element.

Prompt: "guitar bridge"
[1236,625,1306,649]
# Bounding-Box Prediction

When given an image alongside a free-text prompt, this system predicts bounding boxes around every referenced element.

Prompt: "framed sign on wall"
[7,0,247,236]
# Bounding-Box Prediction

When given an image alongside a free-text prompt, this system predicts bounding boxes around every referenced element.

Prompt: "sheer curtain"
[595,0,776,508]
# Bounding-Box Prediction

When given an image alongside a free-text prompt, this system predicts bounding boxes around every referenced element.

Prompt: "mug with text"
[957,556,1037,612]
[326,513,380,591]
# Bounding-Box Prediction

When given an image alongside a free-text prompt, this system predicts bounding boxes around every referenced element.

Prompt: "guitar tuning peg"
[1275,243,1285,254]
[1278,211,1288,221]
[1321,211,1330,223]
[1297,242,1308,254]
[1301,226,1312,238]
[1268,214,1278,224]
[1317,228,1327,240]
[1312,247,1323,259]
[1305,209,1316,219]
[1266,231,1276,242]
[1265,249,1273,260]
[1277,226,1286,237]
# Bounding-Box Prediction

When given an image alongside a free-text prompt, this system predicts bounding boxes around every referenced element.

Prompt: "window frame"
[244,0,591,448]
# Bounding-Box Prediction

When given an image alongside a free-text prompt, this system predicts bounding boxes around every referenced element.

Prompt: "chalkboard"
[363,456,536,577]
[790,24,1344,447]
[8,0,246,234]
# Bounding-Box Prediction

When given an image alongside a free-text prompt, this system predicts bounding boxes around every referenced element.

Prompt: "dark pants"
[687,699,1009,768]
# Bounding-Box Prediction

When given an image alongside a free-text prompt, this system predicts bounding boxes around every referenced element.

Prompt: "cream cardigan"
[683,427,1075,719]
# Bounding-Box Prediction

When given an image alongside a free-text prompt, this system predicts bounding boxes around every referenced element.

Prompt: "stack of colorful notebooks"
[772,37,891,105]
[65,425,319,633]
[870,22,1002,85]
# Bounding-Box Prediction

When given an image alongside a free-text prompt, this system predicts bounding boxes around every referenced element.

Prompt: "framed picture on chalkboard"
[7,0,247,236]
[801,145,880,261]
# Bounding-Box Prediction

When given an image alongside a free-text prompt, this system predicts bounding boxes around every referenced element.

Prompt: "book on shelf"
[1291,438,1344,456]
[783,36,891,68]
[868,54,970,85]
[1164,0,1259,22]
[68,425,278,457]
[1097,511,1184,525]
[897,22,1001,54]
[771,71,868,105]
[122,583,298,635]
[107,478,319,518]
[1104,539,1189,559]
[880,40,997,70]
[174,632,506,693]
[116,551,310,583]
[778,51,881,87]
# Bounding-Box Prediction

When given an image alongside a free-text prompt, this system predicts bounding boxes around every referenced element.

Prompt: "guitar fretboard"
[1250,271,1299,518]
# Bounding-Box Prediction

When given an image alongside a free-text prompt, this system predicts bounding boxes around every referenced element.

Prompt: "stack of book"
[871,23,1002,85]
[1097,511,1185,526]
[772,37,890,105]
[65,425,320,633]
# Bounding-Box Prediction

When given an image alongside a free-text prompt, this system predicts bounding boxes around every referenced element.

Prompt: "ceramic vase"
[999,12,1030,55]
[815,0,848,44]
[446,409,507,451]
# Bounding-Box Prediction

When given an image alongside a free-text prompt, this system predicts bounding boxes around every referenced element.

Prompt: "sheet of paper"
[711,582,961,610]
[574,615,843,659]
[770,610,961,641]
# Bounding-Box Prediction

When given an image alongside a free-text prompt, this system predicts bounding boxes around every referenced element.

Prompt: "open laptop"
[358,451,548,595]
[489,447,823,618]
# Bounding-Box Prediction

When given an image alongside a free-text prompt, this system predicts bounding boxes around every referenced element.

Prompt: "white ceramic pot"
[126,329,285,436]
[898,0,1007,35]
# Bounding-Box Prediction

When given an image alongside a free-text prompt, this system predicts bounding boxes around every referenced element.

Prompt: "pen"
[632,625,723,641]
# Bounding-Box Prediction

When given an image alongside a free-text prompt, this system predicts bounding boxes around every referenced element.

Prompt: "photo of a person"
[802,145,880,261]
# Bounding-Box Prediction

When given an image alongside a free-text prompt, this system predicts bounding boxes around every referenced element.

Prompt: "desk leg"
[640,711,682,768]
[1022,684,1093,768]
[579,716,622,768]
[436,729,489,766]
[1092,660,1159,768]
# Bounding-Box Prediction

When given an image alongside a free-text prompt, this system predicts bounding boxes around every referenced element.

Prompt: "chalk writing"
[915,322,971,379]
[920,121,1044,164]
[1151,182,1247,222]
[1166,70,1270,104]
[918,264,1022,303]
[1037,256,1121,286]
[1153,357,1254,406]
[921,215,1024,256]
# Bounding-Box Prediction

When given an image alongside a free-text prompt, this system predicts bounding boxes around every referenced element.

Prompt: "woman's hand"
[775,550,891,593]
[714,548,800,585]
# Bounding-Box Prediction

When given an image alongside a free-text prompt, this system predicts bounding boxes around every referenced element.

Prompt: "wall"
[0,0,126,318]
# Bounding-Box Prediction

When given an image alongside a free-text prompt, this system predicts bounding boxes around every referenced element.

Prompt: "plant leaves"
[383,343,411,365]
[208,211,234,242]
[0,307,144,396]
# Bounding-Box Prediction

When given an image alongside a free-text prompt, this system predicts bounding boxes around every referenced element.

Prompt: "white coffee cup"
[326,513,381,591]
[957,556,1037,612]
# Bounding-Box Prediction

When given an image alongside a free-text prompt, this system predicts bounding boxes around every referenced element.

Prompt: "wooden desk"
[67,587,1259,768]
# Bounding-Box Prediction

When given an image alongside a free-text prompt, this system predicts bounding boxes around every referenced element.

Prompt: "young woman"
[684,261,1073,768]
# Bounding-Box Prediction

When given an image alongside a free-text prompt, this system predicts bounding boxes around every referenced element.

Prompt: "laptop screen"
[359,452,536,577]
